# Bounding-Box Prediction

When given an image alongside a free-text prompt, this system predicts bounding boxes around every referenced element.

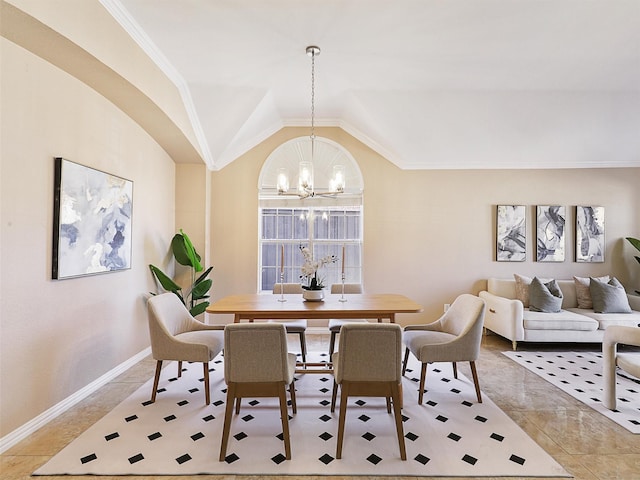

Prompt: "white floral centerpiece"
[299,245,337,292]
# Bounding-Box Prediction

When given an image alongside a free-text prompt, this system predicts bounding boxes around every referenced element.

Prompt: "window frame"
[258,206,363,293]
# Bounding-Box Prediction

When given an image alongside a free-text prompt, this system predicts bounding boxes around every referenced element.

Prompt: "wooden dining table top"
[206,293,423,322]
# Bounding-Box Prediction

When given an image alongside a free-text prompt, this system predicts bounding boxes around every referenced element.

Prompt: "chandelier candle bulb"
[276,168,289,193]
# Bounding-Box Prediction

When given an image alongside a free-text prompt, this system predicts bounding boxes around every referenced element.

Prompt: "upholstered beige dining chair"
[272,283,308,362]
[147,293,224,405]
[219,322,297,461]
[403,294,486,405]
[330,323,406,460]
[603,325,640,410]
[328,283,369,356]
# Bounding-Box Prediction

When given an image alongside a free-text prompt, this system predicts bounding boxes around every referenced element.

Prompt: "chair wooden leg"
[219,384,236,461]
[386,396,391,413]
[289,381,297,414]
[329,331,337,356]
[177,360,182,377]
[470,361,482,403]
[278,385,292,460]
[330,380,338,412]
[336,383,349,459]
[452,361,458,379]
[391,382,407,460]
[151,360,163,402]
[418,363,427,405]
[235,397,241,414]
[299,332,307,363]
[203,362,210,405]
[402,348,410,375]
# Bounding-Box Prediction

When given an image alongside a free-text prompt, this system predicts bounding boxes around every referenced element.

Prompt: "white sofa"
[479,278,640,350]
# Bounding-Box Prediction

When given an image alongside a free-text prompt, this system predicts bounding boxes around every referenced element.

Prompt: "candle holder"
[339,273,347,302]
[277,272,286,302]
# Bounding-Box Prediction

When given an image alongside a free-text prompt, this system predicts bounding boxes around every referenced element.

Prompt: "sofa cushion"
[514,274,552,308]
[529,277,563,313]
[574,275,609,309]
[523,309,599,331]
[567,308,640,330]
[590,277,632,313]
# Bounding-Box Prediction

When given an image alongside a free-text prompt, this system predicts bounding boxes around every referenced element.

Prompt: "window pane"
[294,210,308,239]
[314,212,329,239]
[277,213,292,239]
[329,212,343,239]
[262,212,276,240]
[346,211,360,239]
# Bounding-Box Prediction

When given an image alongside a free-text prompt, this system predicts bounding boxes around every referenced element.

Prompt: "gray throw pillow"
[589,277,632,313]
[529,277,563,313]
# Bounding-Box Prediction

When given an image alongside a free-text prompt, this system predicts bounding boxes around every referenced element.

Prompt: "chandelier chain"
[310,48,316,159]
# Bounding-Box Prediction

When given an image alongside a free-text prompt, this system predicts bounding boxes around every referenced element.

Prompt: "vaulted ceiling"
[108,0,640,171]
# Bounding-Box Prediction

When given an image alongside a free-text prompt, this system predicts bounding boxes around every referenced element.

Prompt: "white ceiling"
[107,0,640,171]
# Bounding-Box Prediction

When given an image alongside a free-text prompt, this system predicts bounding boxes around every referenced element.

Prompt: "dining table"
[206,292,423,373]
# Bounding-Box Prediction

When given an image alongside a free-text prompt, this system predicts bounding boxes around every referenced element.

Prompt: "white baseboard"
[0,347,151,454]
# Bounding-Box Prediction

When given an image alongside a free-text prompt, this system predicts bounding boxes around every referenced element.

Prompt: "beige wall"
[0,38,175,436]
[209,127,640,325]
[174,163,210,290]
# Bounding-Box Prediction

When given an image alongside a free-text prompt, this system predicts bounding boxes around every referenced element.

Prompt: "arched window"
[258,136,364,292]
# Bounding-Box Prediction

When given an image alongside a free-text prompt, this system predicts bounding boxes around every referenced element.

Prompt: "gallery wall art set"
[496,205,604,263]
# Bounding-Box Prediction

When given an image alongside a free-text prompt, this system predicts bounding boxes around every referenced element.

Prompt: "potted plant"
[299,245,337,301]
[149,230,213,316]
[625,237,640,294]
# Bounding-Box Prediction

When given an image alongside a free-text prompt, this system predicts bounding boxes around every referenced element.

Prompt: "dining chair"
[403,293,486,405]
[328,283,369,356]
[272,283,308,362]
[330,323,406,460]
[603,325,640,410]
[219,322,297,461]
[147,292,224,405]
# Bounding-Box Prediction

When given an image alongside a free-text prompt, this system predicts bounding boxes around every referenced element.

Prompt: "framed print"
[496,205,526,261]
[576,205,604,263]
[52,157,133,279]
[536,205,565,262]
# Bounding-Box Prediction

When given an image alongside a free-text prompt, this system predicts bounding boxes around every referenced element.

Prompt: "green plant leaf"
[189,301,209,317]
[626,237,640,253]
[175,230,203,272]
[149,265,181,292]
[194,266,213,285]
[171,233,192,267]
[191,279,212,300]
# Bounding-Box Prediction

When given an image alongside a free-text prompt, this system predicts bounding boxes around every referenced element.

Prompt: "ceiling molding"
[99,0,214,169]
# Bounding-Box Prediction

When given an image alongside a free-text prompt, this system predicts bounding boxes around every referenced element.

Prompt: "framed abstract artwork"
[536,205,565,262]
[575,205,605,263]
[496,205,526,262]
[52,157,133,279]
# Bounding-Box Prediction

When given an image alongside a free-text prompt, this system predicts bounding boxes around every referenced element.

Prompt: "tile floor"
[2,332,639,480]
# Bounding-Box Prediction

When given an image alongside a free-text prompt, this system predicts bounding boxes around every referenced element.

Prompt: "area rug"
[35,353,568,477]
[503,350,640,434]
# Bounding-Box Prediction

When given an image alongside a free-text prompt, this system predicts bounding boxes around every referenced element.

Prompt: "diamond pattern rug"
[503,350,640,434]
[34,353,568,476]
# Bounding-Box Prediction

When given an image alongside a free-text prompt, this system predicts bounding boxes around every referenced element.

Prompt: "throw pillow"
[514,274,552,308]
[589,277,632,314]
[514,274,533,307]
[529,277,563,313]
[573,275,610,309]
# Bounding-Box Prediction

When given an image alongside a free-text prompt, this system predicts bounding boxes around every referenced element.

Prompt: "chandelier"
[276,46,345,198]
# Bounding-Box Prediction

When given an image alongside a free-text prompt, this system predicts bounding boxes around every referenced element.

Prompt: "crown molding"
[99,0,213,169]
